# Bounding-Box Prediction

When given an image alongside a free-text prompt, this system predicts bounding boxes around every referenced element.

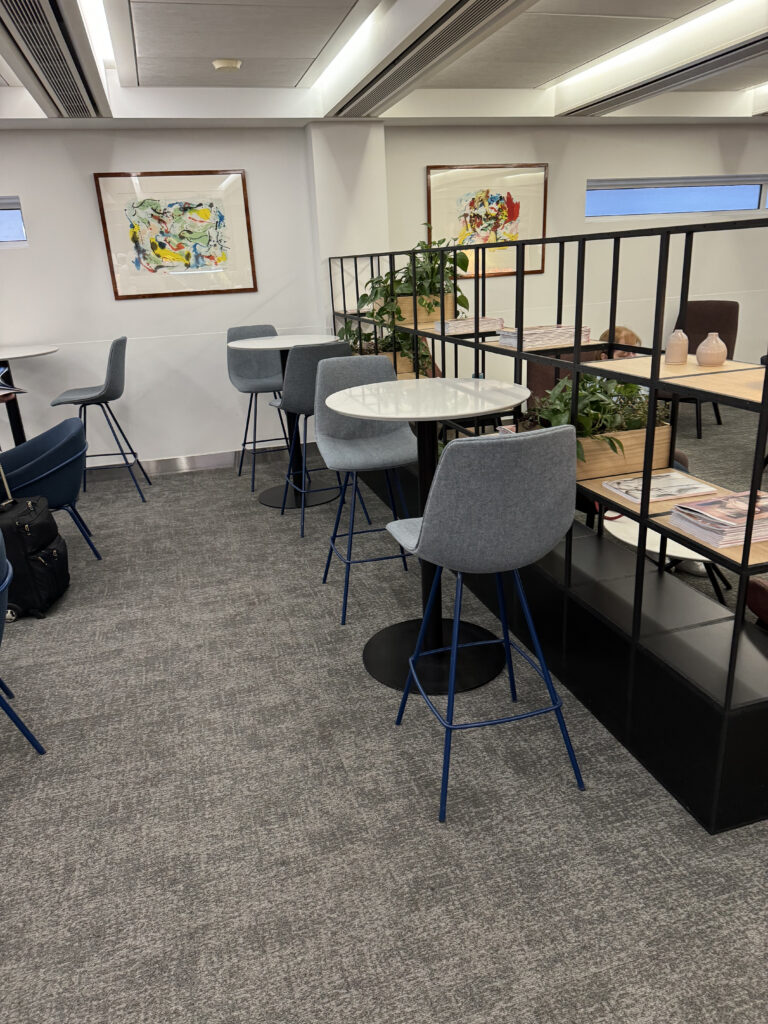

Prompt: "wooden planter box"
[577,424,672,481]
[369,293,456,329]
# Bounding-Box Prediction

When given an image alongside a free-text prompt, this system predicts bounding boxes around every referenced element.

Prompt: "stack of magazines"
[498,325,590,350]
[670,491,768,547]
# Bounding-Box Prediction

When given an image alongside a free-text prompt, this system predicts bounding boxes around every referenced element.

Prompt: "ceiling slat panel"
[137,55,313,86]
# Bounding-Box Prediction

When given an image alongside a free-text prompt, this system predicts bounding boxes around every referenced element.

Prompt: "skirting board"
[87,442,294,481]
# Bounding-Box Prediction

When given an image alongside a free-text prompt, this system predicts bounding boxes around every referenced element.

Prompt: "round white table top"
[227,333,338,352]
[0,345,58,361]
[325,377,530,423]
[603,516,707,561]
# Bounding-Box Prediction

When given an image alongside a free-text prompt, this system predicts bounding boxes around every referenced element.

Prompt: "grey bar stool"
[387,425,585,822]
[315,356,416,624]
[50,336,151,502]
[227,324,289,493]
[276,341,350,537]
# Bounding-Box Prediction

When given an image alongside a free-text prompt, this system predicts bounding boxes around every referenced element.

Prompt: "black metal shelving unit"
[329,217,768,833]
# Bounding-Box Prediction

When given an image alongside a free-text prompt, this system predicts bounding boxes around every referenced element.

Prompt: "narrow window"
[0,197,27,242]
[585,178,765,218]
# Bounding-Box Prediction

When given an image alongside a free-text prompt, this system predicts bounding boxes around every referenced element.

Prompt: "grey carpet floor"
[1,432,767,1024]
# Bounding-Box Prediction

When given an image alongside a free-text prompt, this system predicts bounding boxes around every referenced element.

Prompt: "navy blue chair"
[51,336,151,502]
[0,534,45,754]
[0,418,100,559]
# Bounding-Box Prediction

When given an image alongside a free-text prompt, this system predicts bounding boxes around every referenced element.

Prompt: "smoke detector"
[212,59,243,72]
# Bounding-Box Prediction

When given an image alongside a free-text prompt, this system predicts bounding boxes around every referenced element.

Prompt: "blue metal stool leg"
[81,405,87,492]
[384,470,408,572]
[281,419,300,516]
[251,392,258,493]
[238,394,253,477]
[323,473,350,583]
[495,573,517,702]
[340,471,358,625]
[354,478,372,526]
[513,571,584,790]
[396,565,443,725]
[64,505,102,560]
[98,404,146,502]
[0,692,45,754]
[439,572,464,823]
[0,676,14,698]
[104,405,152,486]
[300,415,308,538]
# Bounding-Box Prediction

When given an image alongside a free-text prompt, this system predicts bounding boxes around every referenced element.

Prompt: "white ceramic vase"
[664,329,689,365]
[695,332,727,367]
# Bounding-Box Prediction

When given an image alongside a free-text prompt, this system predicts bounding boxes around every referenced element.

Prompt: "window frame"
[584,175,768,220]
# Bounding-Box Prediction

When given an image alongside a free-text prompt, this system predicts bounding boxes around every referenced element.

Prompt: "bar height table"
[0,345,59,445]
[326,376,530,693]
[227,334,340,509]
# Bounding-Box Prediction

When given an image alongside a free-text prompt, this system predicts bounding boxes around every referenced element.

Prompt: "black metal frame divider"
[329,217,768,834]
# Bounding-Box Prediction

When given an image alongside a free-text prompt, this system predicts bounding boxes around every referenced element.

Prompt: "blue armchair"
[0,418,100,559]
[0,534,45,754]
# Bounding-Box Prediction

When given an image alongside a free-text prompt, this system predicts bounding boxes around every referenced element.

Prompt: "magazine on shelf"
[498,324,590,350]
[430,317,504,335]
[670,490,768,547]
[0,367,24,396]
[602,471,716,505]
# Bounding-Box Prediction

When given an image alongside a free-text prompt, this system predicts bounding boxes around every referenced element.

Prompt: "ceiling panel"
[674,57,768,91]
[133,0,350,6]
[530,0,714,16]
[131,2,354,60]
[137,55,313,86]
[421,12,669,89]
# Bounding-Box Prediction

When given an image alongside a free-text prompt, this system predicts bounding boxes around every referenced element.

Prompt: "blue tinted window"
[585,184,761,218]
[0,207,26,242]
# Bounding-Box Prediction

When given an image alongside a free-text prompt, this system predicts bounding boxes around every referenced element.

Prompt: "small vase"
[664,329,689,365]
[696,332,727,367]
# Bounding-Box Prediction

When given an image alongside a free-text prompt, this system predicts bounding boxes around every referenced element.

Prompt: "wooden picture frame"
[426,163,548,277]
[94,169,258,300]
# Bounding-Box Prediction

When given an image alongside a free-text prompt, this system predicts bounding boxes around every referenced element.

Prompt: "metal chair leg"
[300,416,308,539]
[439,572,464,823]
[273,392,289,450]
[713,401,722,426]
[98,405,146,502]
[81,405,87,492]
[251,392,258,493]
[64,505,102,560]
[704,562,726,605]
[238,394,253,476]
[323,473,350,584]
[340,471,358,624]
[514,570,584,790]
[695,400,703,439]
[0,691,45,754]
[280,419,299,516]
[104,404,152,486]
[0,676,14,698]
[396,566,442,725]
[495,573,517,702]
[354,477,372,526]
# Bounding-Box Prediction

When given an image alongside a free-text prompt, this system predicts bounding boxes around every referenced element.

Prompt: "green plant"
[337,226,470,375]
[530,374,669,461]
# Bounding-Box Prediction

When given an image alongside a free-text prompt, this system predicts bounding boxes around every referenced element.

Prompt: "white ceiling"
[130,0,358,87]
[420,0,717,90]
[674,54,768,91]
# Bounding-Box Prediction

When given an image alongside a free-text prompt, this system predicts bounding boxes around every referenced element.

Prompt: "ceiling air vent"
[338,0,528,118]
[0,0,97,116]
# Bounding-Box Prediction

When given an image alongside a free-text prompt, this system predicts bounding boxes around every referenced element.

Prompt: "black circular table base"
[363,618,506,695]
[258,479,340,510]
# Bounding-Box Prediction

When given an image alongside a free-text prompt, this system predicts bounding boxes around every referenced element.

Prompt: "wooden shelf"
[579,469,733,516]
[652,512,768,569]
[580,354,757,380]
[665,367,766,404]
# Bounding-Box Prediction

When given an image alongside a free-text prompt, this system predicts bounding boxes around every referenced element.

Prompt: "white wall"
[0,128,322,459]
[384,124,768,380]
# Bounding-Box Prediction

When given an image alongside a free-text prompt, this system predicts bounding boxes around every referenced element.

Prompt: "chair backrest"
[0,533,10,649]
[226,324,282,389]
[101,336,128,402]
[674,300,739,358]
[412,426,577,574]
[281,342,351,416]
[315,356,402,442]
[0,418,86,509]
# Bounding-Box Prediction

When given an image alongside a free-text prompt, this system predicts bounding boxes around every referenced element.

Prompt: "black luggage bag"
[0,496,69,620]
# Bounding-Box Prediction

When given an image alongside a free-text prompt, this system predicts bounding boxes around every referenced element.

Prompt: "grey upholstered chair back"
[674,300,739,358]
[101,336,127,402]
[413,425,577,574]
[226,324,282,391]
[315,356,402,442]
[281,342,351,416]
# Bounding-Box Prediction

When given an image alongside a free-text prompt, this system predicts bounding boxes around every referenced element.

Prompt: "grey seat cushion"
[386,517,422,553]
[232,373,283,395]
[317,426,417,473]
[51,385,106,407]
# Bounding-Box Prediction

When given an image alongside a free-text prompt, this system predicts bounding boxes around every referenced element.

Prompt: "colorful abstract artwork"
[94,171,257,300]
[427,165,547,276]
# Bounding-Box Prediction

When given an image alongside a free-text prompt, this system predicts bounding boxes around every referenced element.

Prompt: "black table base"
[363,617,506,694]
[258,477,339,510]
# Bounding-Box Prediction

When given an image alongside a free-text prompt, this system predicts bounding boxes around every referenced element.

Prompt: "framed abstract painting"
[426,164,548,276]
[94,170,257,300]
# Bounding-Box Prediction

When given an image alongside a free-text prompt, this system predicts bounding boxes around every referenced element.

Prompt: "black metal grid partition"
[329,219,768,834]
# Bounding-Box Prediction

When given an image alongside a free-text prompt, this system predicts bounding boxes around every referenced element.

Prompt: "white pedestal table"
[0,345,59,446]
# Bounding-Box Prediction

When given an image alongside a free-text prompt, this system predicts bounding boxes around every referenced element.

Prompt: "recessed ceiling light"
[212,58,243,72]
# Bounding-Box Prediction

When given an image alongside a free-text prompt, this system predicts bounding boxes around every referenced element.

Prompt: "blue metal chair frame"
[79,402,152,503]
[397,567,584,822]
[280,414,342,538]
[323,469,410,624]
[10,443,101,560]
[0,563,45,754]
[238,390,289,493]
